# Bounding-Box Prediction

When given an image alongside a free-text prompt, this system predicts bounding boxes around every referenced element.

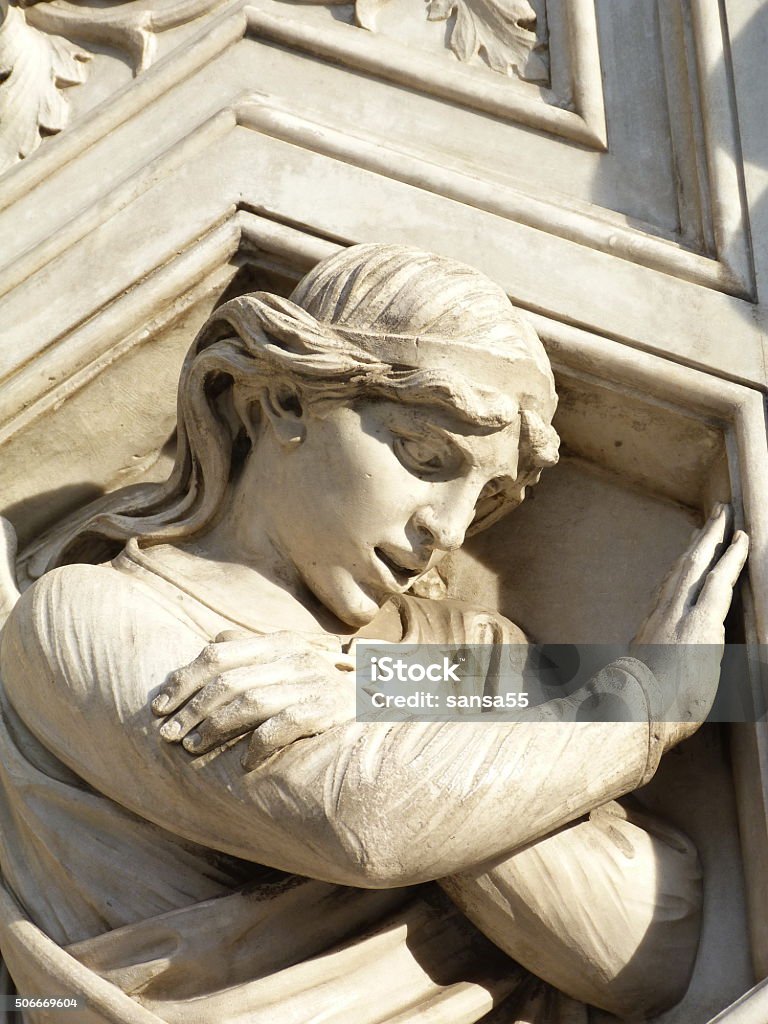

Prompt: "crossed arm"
[1,562,666,888]
[0,506,746,889]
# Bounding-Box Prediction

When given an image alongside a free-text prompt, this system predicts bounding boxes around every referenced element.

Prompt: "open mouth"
[374,547,424,588]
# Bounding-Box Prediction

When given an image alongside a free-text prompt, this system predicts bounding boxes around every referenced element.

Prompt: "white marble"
[0,1,767,1020]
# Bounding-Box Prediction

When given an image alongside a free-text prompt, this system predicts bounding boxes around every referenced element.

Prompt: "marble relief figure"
[0,244,749,1023]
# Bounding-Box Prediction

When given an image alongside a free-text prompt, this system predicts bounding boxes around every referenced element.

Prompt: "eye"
[394,435,448,474]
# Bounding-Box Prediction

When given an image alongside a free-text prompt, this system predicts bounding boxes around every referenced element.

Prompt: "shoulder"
[3,564,132,663]
[11,561,203,627]
[12,561,158,608]
[1,564,205,723]
[5,562,196,650]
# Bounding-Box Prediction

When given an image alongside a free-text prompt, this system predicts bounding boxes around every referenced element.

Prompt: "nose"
[411,486,479,554]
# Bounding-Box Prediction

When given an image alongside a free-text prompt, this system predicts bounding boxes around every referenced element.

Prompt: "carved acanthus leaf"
[0,0,227,174]
[425,0,548,82]
[0,1,89,172]
[321,0,548,84]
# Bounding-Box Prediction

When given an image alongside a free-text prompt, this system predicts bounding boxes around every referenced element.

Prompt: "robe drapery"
[0,543,702,1022]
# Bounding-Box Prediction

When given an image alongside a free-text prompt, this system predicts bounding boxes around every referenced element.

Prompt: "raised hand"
[152,630,356,769]
[630,502,748,743]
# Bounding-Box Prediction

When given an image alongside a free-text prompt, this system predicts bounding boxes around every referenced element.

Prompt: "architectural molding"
[246,1,607,149]
[235,96,750,297]
[0,0,755,303]
[658,0,754,299]
[0,2,246,213]
[0,4,763,414]
[352,0,549,83]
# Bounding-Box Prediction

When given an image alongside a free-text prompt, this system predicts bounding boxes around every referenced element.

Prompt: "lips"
[374,547,428,589]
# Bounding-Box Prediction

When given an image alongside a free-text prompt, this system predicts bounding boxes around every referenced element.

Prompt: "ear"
[259,383,306,449]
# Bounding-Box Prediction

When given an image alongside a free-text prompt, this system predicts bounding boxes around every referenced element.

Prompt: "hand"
[152,630,356,769]
[630,503,748,744]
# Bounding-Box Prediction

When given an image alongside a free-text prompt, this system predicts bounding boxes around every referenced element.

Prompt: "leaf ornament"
[426,0,548,82]
[0,1,89,172]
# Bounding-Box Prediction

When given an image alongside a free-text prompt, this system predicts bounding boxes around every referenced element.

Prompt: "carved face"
[252,397,521,627]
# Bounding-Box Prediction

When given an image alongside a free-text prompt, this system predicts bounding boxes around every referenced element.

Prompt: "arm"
[440,802,702,1017]
[1,564,661,889]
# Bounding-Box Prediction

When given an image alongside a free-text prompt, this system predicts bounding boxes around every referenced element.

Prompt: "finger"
[642,513,718,626]
[264,630,343,653]
[668,504,731,619]
[158,648,354,726]
[160,655,333,741]
[242,701,338,770]
[154,642,263,716]
[188,670,357,755]
[695,531,749,623]
[159,667,257,741]
[345,637,395,655]
[655,504,729,609]
[153,632,342,715]
[652,528,706,613]
[214,629,341,653]
[182,681,324,753]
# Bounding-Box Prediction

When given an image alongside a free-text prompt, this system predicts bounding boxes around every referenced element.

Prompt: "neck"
[154,468,354,634]
[149,534,356,636]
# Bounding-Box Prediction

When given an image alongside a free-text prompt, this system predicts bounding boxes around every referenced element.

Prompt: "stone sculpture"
[0,244,749,1022]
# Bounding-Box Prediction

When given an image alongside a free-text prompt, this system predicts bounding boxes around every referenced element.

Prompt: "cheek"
[318,445,392,510]
[305,418,422,535]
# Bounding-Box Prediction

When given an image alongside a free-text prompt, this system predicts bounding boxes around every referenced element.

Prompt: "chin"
[310,573,383,628]
[332,594,382,628]
[337,607,380,628]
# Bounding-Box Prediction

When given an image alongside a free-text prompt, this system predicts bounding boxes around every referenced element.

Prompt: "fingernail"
[161,721,181,740]
[183,732,201,751]
[152,696,169,714]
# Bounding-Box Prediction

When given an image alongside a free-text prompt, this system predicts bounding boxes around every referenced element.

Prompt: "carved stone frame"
[0,2,761,391]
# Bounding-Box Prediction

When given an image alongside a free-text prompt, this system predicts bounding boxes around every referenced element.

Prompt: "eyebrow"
[408,413,517,478]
